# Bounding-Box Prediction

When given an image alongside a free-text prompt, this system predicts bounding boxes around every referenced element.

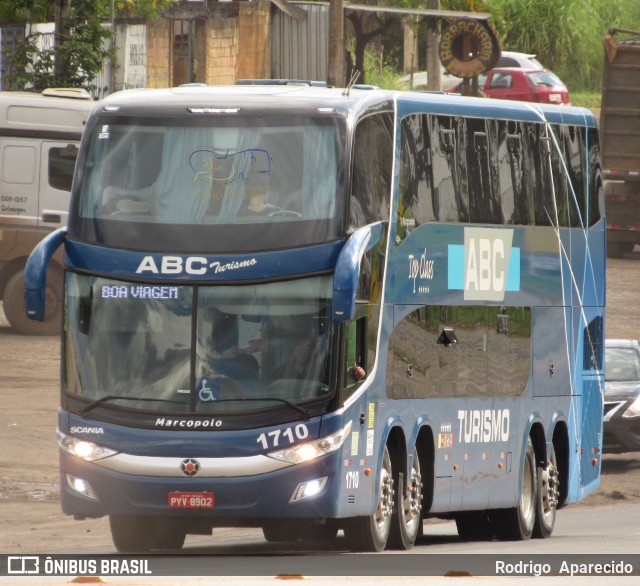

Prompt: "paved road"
[2,502,637,585]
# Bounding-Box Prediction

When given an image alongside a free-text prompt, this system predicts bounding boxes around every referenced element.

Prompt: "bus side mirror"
[24,228,66,321]
[332,223,383,322]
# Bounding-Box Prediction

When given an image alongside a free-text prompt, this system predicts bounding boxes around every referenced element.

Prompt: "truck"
[0,88,95,334]
[601,28,640,258]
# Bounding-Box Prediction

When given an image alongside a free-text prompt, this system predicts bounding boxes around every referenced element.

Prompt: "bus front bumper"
[59,449,343,521]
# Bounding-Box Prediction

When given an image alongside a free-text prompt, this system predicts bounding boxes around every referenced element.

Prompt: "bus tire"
[109,515,186,552]
[490,437,537,541]
[344,445,394,552]
[3,267,62,336]
[533,444,559,538]
[388,447,422,550]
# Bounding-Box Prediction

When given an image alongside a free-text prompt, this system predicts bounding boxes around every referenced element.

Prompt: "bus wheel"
[534,445,559,538]
[344,445,394,552]
[388,447,422,549]
[3,267,62,336]
[109,515,186,552]
[491,437,537,541]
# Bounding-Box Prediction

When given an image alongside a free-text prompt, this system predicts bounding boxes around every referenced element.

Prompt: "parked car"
[453,67,571,105]
[497,51,544,69]
[603,339,640,453]
[401,52,546,93]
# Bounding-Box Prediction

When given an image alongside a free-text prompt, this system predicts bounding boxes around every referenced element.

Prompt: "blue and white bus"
[25,82,605,552]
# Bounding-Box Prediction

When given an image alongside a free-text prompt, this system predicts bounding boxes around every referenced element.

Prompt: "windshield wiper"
[212,397,312,419]
[80,395,186,416]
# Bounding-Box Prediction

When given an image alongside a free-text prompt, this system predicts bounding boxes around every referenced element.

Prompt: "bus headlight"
[290,477,328,502]
[65,474,98,499]
[57,431,117,462]
[268,421,352,465]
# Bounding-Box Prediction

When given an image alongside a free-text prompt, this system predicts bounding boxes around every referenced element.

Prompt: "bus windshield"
[64,273,335,417]
[73,115,344,251]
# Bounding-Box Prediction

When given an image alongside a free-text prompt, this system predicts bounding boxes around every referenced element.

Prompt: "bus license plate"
[168,491,215,509]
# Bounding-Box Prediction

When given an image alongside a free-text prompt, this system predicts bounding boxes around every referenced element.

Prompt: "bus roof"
[94,84,597,128]
[0,90,95,138]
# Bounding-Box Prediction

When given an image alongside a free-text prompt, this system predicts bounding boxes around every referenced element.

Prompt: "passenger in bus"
[274,338,366,383]
[240,185,278,216]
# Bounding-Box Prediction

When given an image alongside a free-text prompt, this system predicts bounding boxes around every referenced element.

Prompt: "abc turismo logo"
[448,227,521,301]
[180,458,200,477]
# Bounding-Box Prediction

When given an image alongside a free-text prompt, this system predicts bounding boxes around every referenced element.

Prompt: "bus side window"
[398,114,435,245]
[586,127,602,227]
[564,125,583,226]
[549,124,580,227]
[343,317,368,400]
[525,122,553,226]
[467,117,503,224]
[499,121,534,225]
[431,115,467,222]
[350,113,393,228]
[583,316,604,371]
[564,124,595,228]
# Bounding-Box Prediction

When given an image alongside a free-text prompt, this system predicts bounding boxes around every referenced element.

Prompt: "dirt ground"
[1,258,640,554]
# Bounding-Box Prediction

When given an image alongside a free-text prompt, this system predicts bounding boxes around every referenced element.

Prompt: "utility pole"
[328,0,344,87]
[54,0,71,80]
[425,0,441,91]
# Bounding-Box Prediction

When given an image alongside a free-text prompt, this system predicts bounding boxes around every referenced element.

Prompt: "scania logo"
[180,458,200,477]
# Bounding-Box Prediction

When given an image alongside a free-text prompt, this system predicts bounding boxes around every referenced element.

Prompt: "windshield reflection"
[78,118,338,226]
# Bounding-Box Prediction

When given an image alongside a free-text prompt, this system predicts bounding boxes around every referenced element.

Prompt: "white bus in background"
[0,88,94,335]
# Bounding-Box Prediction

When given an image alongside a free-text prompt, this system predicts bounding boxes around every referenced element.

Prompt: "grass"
[569,91,601,109]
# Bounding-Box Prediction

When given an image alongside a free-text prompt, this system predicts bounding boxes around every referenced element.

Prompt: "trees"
[485,0,640,92]
[1,0,112,91]
[0,0,175,92]
[349,0,640,93]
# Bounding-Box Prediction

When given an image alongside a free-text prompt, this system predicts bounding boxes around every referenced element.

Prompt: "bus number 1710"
[257,424,309,450]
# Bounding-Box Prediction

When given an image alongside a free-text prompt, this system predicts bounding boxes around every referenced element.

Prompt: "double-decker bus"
[25,82,604,553]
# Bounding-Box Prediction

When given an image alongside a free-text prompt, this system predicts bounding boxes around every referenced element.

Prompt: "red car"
[456,67,571,105]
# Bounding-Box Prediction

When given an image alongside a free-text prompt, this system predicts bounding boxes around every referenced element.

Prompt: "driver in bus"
[275,338,366,382]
